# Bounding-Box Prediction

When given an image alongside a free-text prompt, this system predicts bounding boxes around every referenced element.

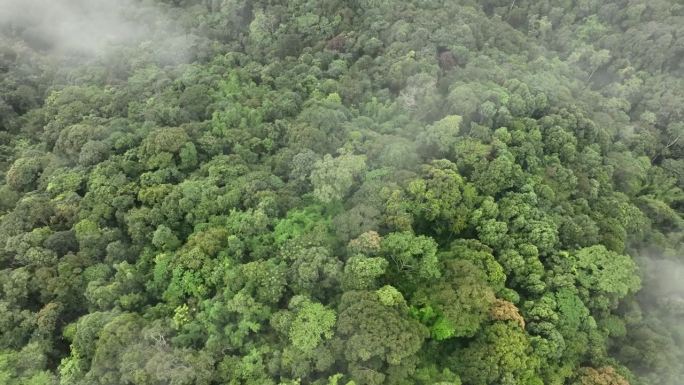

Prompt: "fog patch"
[0,0,192,63]
[638,256,684,315]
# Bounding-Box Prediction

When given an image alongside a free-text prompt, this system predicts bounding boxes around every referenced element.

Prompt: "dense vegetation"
[0,1,682,384]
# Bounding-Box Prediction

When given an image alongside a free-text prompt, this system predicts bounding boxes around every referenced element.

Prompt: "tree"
[311,152,367,203]
[6,157,42,191]
[380,231,440,289]
[54,124,107,163]
[407,160,479,236]
[347,231,382,256]
[224,259,287,305]
[335,290,428,384]
[332,204,381,243]
[444,239,506,291]
[0,342,55,385]
[273,205,331,246]
[279,240,342,297]
[151,225,181,251]
[288,297,336,353]
[572,245,641,313]
[451,322,541,385]
[572,367,630,385]
[342,255,388,291]
[416,115,462,158]
[411,260,496,340]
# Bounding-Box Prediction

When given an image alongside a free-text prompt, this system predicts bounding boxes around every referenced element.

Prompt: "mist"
[639,256,684,313]
[0,0,194,63]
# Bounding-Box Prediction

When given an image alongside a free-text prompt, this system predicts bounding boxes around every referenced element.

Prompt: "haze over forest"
[0,1,682,385]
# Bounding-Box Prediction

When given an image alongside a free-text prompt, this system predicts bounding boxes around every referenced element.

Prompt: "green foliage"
[412,260,496,340]
[6,156,42,191]
[279,240,343,296]
[311,152,367,203]
[381,231,440,288]
[336,290,428,383]
[288,297,336,353]
[342,255,388,290]
[453,322,542,385]
[0,1,681,385]
[407,160,479,236]
[376,285,405,307]
[572,245,641,312]
[417,115,463,158]
[273,205,331,246]
[152,224,181,251]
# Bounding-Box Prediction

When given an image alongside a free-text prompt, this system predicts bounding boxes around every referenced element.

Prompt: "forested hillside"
[0,1,682,384]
